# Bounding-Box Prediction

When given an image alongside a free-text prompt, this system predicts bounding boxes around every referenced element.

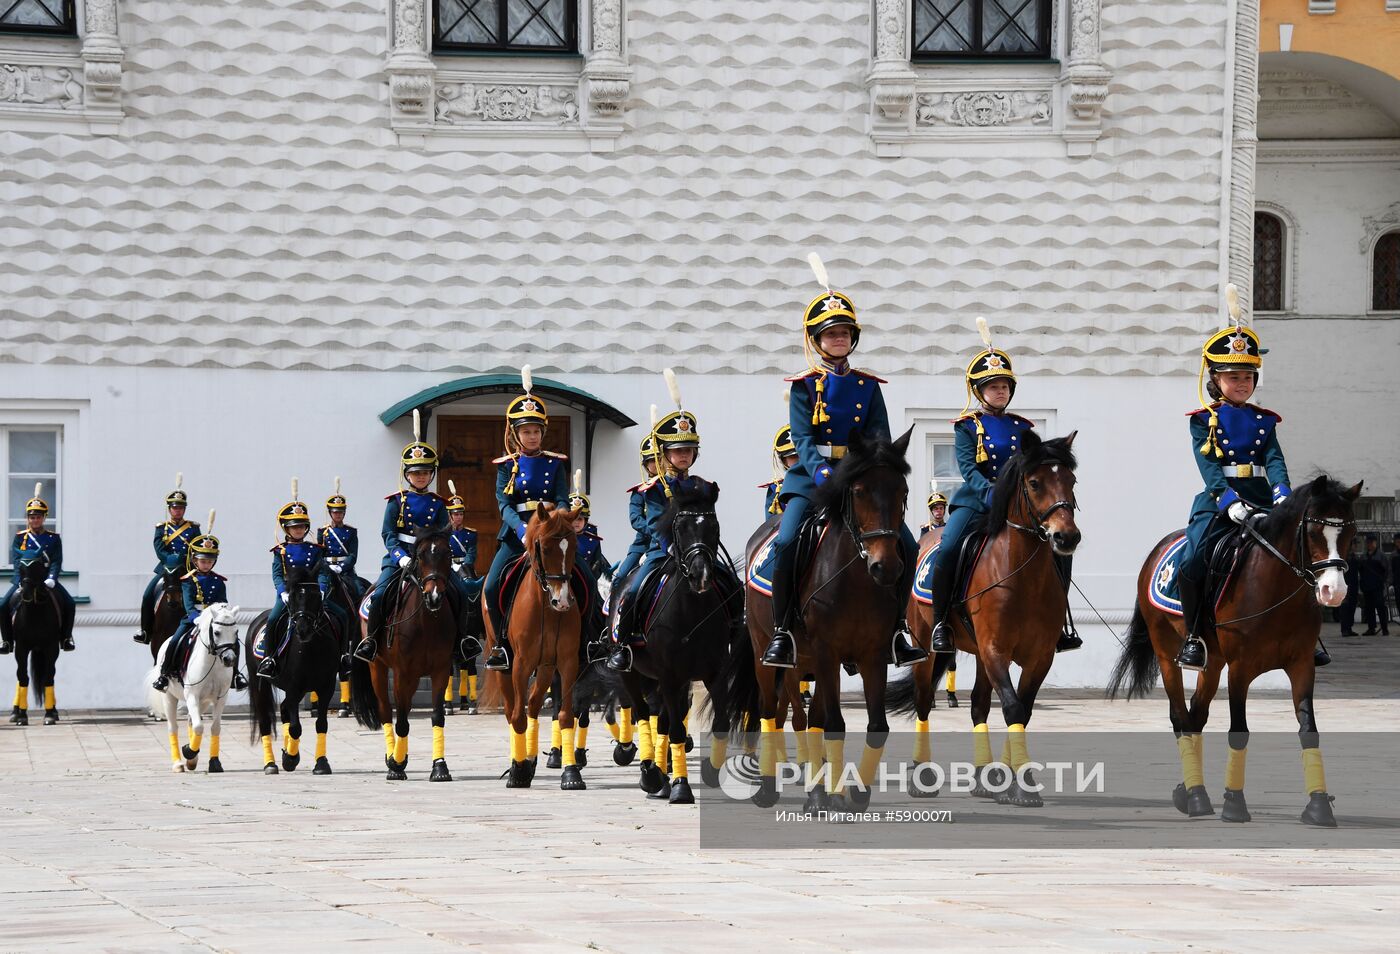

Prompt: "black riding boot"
[485,601,512,672]
[456,598,482,660]
[606,592,633,672]
[354,594,383,662]
[928,558,956,654]
[0,598,13,654]
[58,597,75,652]
[134,585,155,644]
[584,601,609,664]
[1053,553,1083,653]
[761,544,798,669]
[257,654,278,679]
[1175,571,1207,672]
[889,541,928,667]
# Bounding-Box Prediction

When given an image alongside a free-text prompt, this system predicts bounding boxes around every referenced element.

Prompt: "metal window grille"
[1253,212,1285,312]
[912,0,1052,59]
[0,0,76,36]
[435,0,577,54]
[1373,231,1400,312]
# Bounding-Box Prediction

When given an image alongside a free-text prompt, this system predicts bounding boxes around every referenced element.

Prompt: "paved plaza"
[2,628,1397,952]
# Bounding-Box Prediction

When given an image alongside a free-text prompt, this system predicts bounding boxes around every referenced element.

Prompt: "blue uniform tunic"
[619,472,709,605]
[318,523,364,600]
[613,485,650,584]
[267,540,337,628]
[449,527,479,576]
[143,520,201,609]
[169,569,228,648]
[483,452,572,623]
[577,524,610,580]
[5,529,75,620]
[368,490,473,610]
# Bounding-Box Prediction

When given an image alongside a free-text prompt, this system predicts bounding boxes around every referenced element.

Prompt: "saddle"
[746,511,829,596]
[495,555,595,635]
[1199,520,1247,631]
[254,607,342,661]
[615,561,669,646]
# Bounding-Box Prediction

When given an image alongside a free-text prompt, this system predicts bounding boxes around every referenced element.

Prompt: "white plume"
[334,476,341,495]
[291,476,299,500]
[929,478,939,495]
[976,316,992,349]
[33,482,42,499]
[573,469,583,495]
[664,368,683,410]
[412,408,421,443]
[807,252,830,291]
[521,364,533,394]
[650,403,658,429]
[448,479,458,497]
[1224,282,1241,327]
[206,509,216,531]
[175,471,183,490]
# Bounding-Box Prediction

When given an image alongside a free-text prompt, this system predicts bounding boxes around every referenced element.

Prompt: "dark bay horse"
[149,564,186,664]
[490,504,586,790]
[889,430,1081,807]
[8,557,62,726]
[732,428,913,810]
[612,479,740,805]
[1109,475,1360,828]
[351,532,457,781]
[246,565,341,775]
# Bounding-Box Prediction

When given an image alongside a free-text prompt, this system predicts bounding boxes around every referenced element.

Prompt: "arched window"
[1374,231,1400,312]
[1254,212,1285,312]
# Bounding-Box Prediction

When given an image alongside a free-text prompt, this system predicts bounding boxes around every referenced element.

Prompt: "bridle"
[842,484,900,562]
[16,558,48,605]
[410,540,449,610]
[670,509,719,583]
[184,612,241,688]
[531,534,572,596]
[1242,506,1353,588]
[1004,466,1077,542]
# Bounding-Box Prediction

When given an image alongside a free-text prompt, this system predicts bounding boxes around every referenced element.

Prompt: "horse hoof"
[669,777,694,804]
[386,766,407,781]
[207,757,223,774]
[685,734,694,754]
[700,758,721,788]
[171,762,185,774]
[43,709,58,725]
[824,794,857,818]
[263,762,278,775]
[337,708,351,719]
[1172,782,1189,815]
[313,757,333,776]
[429,758,451,782]
[466,702,478,715]
[281,750,300,773]
[1183,784,1214,817]
[1221,788,1250,823]
[560,765,586,791]
[846,785,872,810]
[972,766,1005,800]
[506,759,532,788]
[574,748,588,769]
[445,703,456,715]
[909,766,940,798]
[751,775,779,808]
[523,757,538,785]
[9,708,26,726]
[1300,792,1338,828]
[638,760,665,794]
[647,777,672,800]
[802,787,828,814]
[613,741,637,766]
[995,772,1044,808]
[546,747,562,770]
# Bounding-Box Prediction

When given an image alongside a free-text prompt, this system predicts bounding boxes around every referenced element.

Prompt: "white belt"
[1222,464,1265,478]
[815,444,847,460]
[514,501,541,513]
[325,556,345,563]
[397,533,417,544]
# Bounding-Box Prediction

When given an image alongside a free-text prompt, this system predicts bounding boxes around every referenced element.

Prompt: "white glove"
[280,592,289,605]
[44,578,56,589]
[1227,502,1250,525]
[398,555,412,568]
[328,563,343,574]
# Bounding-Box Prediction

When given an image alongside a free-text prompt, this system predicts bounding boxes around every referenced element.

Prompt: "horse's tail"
[572,660,621,709]
[885,654,954,718]
[1106,600,1159,701]
[348,653,382,730]
[709,627,760,740]
[246,669,275,744]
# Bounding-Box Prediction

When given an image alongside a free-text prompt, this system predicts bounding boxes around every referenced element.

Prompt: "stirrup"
[890,626,928,668]
[256,657,278,679]
[0,640,12,655]
[1055,628,1083,653]
[152,675,170,691]
[60,637,75,652]
[132,631,150,645]
[352,638,377,662]
[485,641,512,672]
[231,671,248,692]
[606,644,633,672]
[585,639,609,664]
[458,636,482,658]
[761,628,796,669]
[930,618,955,653]
[1174,637,1207,672]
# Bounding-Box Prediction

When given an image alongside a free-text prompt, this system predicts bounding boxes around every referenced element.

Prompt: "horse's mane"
[986,431,1078,536]
[1257,475,1350,540]
[523,507,575,548]
[658,478,720,538]
[812,430,912,522]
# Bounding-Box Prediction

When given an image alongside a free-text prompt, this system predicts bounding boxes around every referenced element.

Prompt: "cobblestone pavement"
[1,635,1397,953]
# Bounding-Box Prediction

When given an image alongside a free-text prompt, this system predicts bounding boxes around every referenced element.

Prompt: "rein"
[183,616,240,689]
[1215,506,1354,627]
[841,485,899,561]
[961,467,1074,602]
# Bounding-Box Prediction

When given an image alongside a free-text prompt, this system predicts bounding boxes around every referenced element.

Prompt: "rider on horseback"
[613,435,660,588]
[760,257,927,669]
[1175,292,1294,672]
[759,424,799,518]
[568,485,611,583]
[258,485,345,679]
[445,487,479,577]
[926,318,1082,655]
[355,418,480,664]
[153,518,248,691]
[920,484,948,536]
[135,474,199,645]
[318,478,366,605]
[1,487,76,655]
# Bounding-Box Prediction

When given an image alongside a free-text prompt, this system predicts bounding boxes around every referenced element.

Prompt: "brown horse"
[350,532,457,781]
[487,503,586,790]
[890,430,1081,807]
[149,564,186,664]
[1109,475,1361,827]
[730,427,913,810]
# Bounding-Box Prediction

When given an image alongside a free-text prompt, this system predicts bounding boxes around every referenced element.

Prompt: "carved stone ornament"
[0,64,82,108]
[583,0,632,122]
[1360,202,1400,255]
[435,84,580,125]
[916,91,1052,128]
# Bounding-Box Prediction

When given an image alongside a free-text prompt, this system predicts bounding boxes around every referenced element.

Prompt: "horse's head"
[1262,475,1362,608]
[525,503,578,611]
[285,565,324,643]
[815,426,913,587]
[16,558,47,599]
[162,562,184,586]
[661,479,722,594]
[990,430,1081,555]
[412,531,453,613]
[204,603,242,668]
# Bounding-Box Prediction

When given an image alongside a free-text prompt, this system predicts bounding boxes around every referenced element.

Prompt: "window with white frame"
[4,426,61,556]
[930,438,965,502]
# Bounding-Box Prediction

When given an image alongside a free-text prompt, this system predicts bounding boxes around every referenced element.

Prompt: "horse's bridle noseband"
[842,486,899,561]
[1004,470,1077,541]
[532,538,571,594]
[670,510,719,581]
[1245,508,1353,588]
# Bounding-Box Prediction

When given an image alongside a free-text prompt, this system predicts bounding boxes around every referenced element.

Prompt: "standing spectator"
[1390,533,1400,618]
[1358,533,1390,636]
[1338,538,1361,637]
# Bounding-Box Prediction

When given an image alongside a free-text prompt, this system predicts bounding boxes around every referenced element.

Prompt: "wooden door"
[436,415,571,573]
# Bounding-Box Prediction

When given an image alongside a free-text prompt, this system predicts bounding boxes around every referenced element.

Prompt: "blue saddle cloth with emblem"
[746,527,781,596]
[1148,533,1188,617]
[912,544,939,606]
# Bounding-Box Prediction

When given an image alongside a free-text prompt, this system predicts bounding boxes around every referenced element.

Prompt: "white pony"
[146,603,242,773]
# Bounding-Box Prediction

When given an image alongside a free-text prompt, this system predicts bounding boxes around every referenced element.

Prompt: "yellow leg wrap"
[619,707,633,743]
[287,732,300,758]
[551,719,562,750]
[1225,746,1246,790]
[759,717,779,778]
[526,717,540,759]
[393,733,408,764]
[1178,735,1204,789]
[999,737,1012,766]
[187,729,202,753]
[657,735,671,773]
[805,728,823,786]
[649,714,659,747]
[799,680,810,694]
[671,742,688,779]
[210,734,220,759]
[794,728,809,766]
[946,668,957,692]
[261,735,274,764]
[316,732,327,760]
[605,716,621,742]
[1302,747,1327,795]
[340,681,350,705]
[13,685,26,710]
[913,719,932,763]
[510,727,527,762]
[432,725,445,761]
[1006,723,1029,770]
[561,727,576,766]
[382,723,394,758]
[857,744,883,787]
[972,723,992,767]
[824,739,845,794]
[576,725,588,750]
[43,686,55,709]
[309,691,318,704]
[467,673,477,701]
[777,724,790,763]
[444,683,454,704]
[169,732,180,763]
[710,736,728,770]
[459,671,469,696]
[637,718,654,762]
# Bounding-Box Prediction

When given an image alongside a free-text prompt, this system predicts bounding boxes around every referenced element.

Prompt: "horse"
[729,427,914,810]
[444,566,484,716]
[149,563,187,664]
[246,564,342,775]
[147,603,241,773]
[321,568,362,718]
[350,531,457,782]
[610,479,740,805]
[886,430,1082,808]
[1108,475,1361,828]
[7,557,62,726]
